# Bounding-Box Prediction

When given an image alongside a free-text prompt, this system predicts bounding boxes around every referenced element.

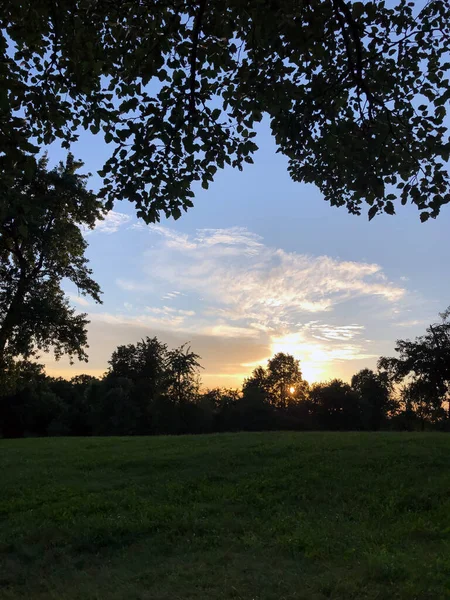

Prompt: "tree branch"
[332,0,377,116]
[189,0,208,123]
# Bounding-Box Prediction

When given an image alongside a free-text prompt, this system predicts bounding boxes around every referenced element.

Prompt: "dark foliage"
[379,306,450,426]
[2,331,449,438]
[1,1,450,222]
[0,154,103,368]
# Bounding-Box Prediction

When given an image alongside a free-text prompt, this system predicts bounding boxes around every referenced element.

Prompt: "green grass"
[1,432,450,599]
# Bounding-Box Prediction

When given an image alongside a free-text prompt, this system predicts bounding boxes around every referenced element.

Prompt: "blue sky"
[45,118,450,387]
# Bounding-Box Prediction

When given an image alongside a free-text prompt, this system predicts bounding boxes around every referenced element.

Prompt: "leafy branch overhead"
[1,0,450,221]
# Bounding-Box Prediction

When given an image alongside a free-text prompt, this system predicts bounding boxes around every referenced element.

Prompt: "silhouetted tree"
[351,369,393,430]
[104,337,205,434]
[243,354,307,410]
[0,154,103,370]
[166,343,202,404]
[242,366,270,402]
[265,353,307,409]
[379,308,450,420]
[310,379,362,430]
[91,377,137,436]
[108,337,167,387]
[3,1,450,222]
[104,337,170,433]
[200,388,241,432]
[0,361,62,437]
[239,384,275,431]
[65,375,100,435]
[399,380,446,432]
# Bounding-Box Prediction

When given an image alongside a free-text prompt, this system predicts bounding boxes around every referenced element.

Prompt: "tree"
[378,308,450,419]
[399,379,446,431]
[0,154,103,368]
[107,337,168,386]
[266,353,307,409]
[90,376,139,436]
[0,361,51,437]
[200,388,241,432]
[310,379,361,430]
[105,336,204,433]
[166,343,203,404]
[106,337,170,431]
[242,365,270,400]
[242,353,307,410]
[2,1,450,222]
[351,368,393,430]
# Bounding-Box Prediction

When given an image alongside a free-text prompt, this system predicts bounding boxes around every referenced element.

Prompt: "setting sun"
[289,386,295,394]
[271,333,328,383]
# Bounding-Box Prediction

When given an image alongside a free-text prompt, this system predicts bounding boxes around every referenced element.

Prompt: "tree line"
[2,306,449,438]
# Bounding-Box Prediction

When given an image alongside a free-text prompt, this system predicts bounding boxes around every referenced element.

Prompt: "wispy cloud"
[93,211,132,234]
[67,293,91,307]
[143,225,404,329]
[145,306,195,317]
[396,319,425,327]
[116,279,153,292]
[149,224,196,250]
[309,323,365,341]
[92,311,190,330]
[269,327,377,382]
[83,224,407,383]
[162,291,184,300]
[201,324,261,339]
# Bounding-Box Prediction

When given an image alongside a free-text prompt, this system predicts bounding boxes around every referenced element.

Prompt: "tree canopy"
[351,368,392,430]
[379,307,450,418]
[0,154,103,368]
[2,0,450,222]
[243,352,308,409]
[107,337,202,402]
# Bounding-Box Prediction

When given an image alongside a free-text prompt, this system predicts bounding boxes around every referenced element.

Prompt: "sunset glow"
[271,334,328,383]
[41,207,445,389]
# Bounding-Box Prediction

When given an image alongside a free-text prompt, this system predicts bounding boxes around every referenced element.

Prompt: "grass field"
[1,432,450,599]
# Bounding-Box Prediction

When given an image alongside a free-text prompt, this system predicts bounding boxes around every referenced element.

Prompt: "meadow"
[1,432,450,599]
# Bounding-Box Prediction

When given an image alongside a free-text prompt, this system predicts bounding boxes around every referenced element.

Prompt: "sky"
[44,119,450,388]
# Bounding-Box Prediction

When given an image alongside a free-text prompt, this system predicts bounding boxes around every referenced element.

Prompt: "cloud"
[396,319,424,327]
[116,279,153,292]
[143,225,404,331]
[149,224,196,250]
[90,306,195,331]
[162,291,184,300]
[91,311,189,330]
[71,224,408,385]
[100,224,404,382]
[309,323,365,341]
[270,328,377,382]
[193,227,263,255]
[67,293,90,307]
[145,306,195,317]
[93,211,132,234]
[201,324,261,339]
